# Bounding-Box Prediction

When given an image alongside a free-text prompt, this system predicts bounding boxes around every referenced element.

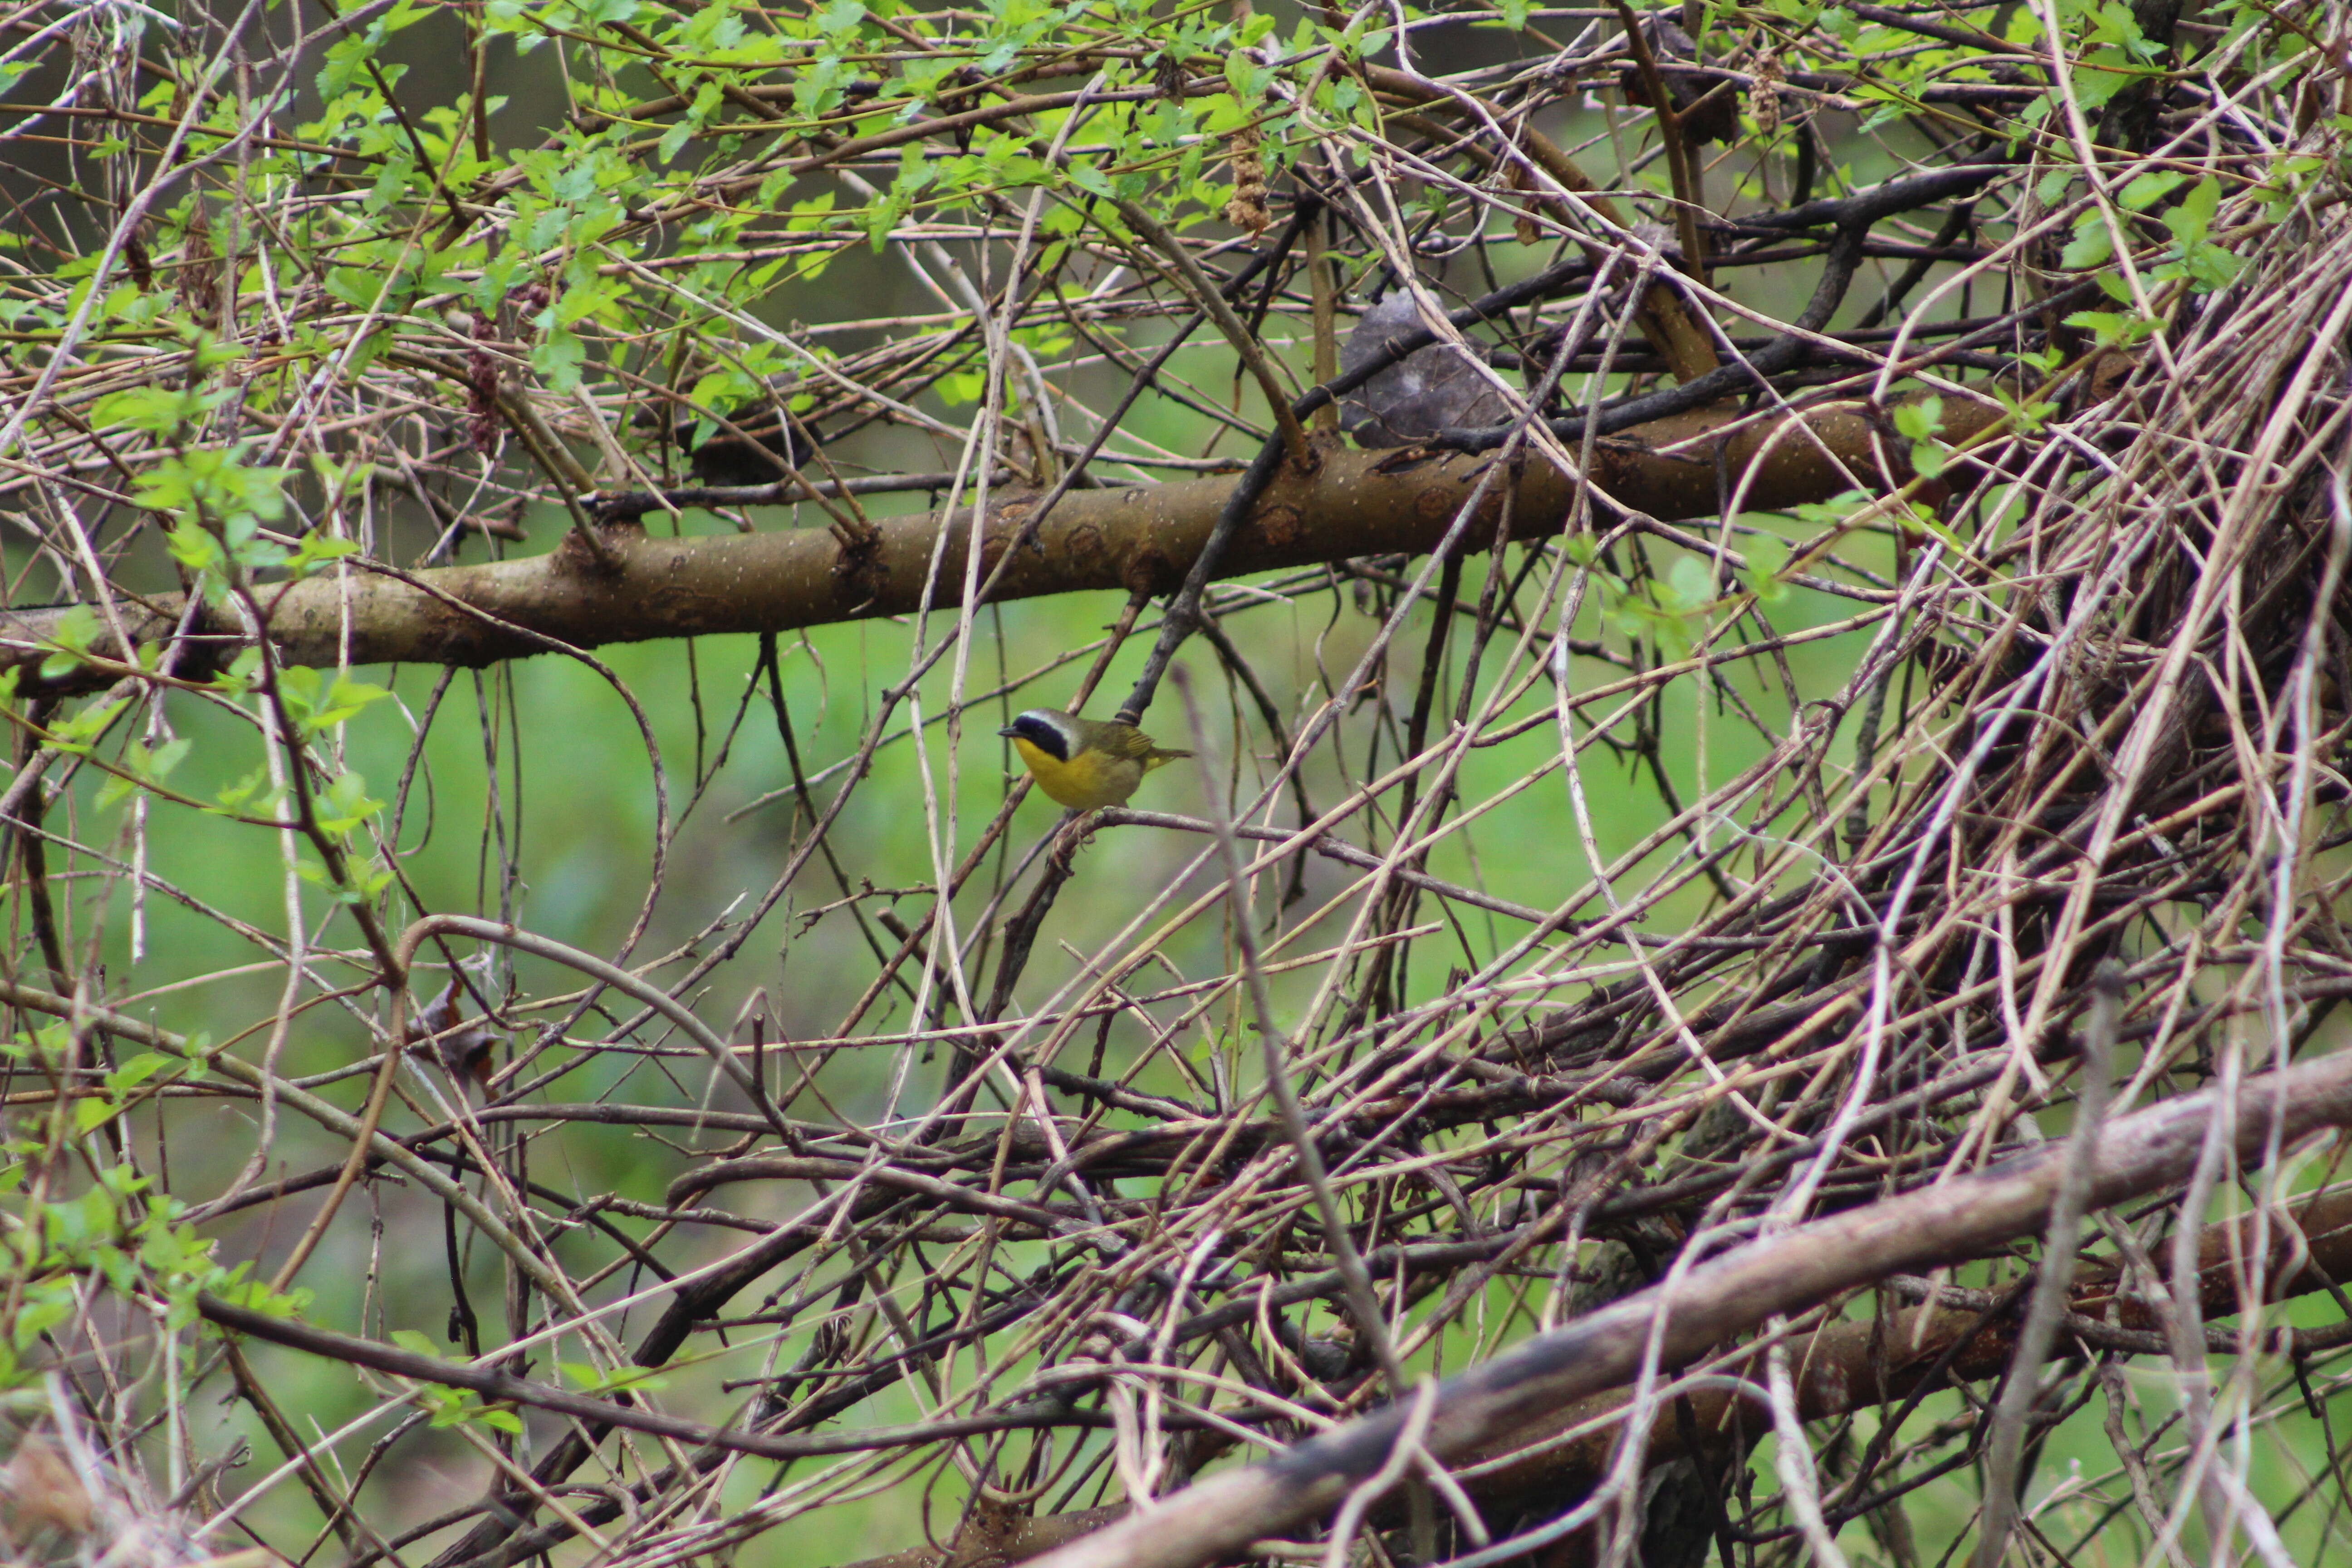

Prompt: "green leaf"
[1904,501,1967,552]
[2064,308,2154,348]
[2178,239,2244,291]
[2163,176,2221,244]
[1891,396,1943,442]
[2059,216,2115,271]
[532,324,587,392]
[2067,55,2139,111]
[1741,534,1792,604]
[212,767,274,815]
[211,649,264,698]
[559,1361,671,1394]
[98,738,195,811]
[1666,555,1715,612]
[1993,387,2060,436]
[39,605,106,681]
[47,699,127,754]
[285,531,363,580]
[92,384,224,434]
[206,1269,311,1318]
[315,770,386,837]
[279,669,391,735]
[105,1054,168,1094]
[2120,169,2187,211]
[1785,490,1872,529]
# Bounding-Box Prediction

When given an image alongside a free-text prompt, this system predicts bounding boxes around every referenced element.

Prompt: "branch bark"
[1,399,1988,692]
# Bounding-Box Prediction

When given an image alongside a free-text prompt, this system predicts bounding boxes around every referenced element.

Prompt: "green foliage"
[39,606,109,681]
[94,739,193,811]
[388,1333,526,1432]
[1741,534,1793,605]
[273,668,392,738]
[1893,394,1946,479]
[559,1360,671,1394]
[148,448,297,601]
[1567,537,1725,661]
[2153,176,2246,292]
[0,1142,309,1385]
[1988,381,2060,436]
[2066,305,2156,348]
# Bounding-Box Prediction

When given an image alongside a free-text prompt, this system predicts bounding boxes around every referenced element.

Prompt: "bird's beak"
[996,725,1018,738]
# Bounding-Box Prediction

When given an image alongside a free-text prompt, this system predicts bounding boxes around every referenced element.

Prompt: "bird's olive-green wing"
[1093,721,1194,764]
[1094,723,1161,760]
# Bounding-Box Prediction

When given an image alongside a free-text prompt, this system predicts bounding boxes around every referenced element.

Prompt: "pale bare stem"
[1319,1380,1435,1568]
[2099,1358,2192,1568]
[1764,1333,1852,1568]
[1974,959,2119,1568]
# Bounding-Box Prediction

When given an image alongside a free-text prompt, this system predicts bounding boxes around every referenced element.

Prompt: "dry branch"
[1025,1052,2352,1568]
[0,399,1984,691]
[196,1292,1138,1461]
[833,1181,2352,1568]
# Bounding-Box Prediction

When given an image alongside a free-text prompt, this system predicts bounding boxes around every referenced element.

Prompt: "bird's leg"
[1050,810,1094,867]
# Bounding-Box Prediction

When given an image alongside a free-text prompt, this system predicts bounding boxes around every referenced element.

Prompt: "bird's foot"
[1052,810,1102,865]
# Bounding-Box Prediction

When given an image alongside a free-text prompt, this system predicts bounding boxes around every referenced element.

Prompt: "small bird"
[998,710,1191,811]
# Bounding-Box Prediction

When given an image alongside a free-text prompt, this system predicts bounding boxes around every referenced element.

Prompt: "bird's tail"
[1145,748,1194,769]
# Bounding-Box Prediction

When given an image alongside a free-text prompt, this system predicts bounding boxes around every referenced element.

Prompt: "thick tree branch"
[0,398,1991,695]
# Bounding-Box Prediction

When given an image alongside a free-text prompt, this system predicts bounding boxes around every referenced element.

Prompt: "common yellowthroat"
[998,710,1191,810]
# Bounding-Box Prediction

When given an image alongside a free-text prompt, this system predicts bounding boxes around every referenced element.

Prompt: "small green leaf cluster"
[40,693,130,755]
[1893,396,1947,479]
[1789,488,1967,554]
[559,1360,670,1395]
[1987,377,2061,436]
[2058,174,2243,302]
[274,667,393,738]
[2022,0,2164,123]
[94,739,194,812]
[149,449,299,592]
[0,1133,307,1389]
[269,669,395,902]
[37,609,110,683]
[388,1332,525,1432]
[89,381,349,600]
[1567,538,1760,661]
